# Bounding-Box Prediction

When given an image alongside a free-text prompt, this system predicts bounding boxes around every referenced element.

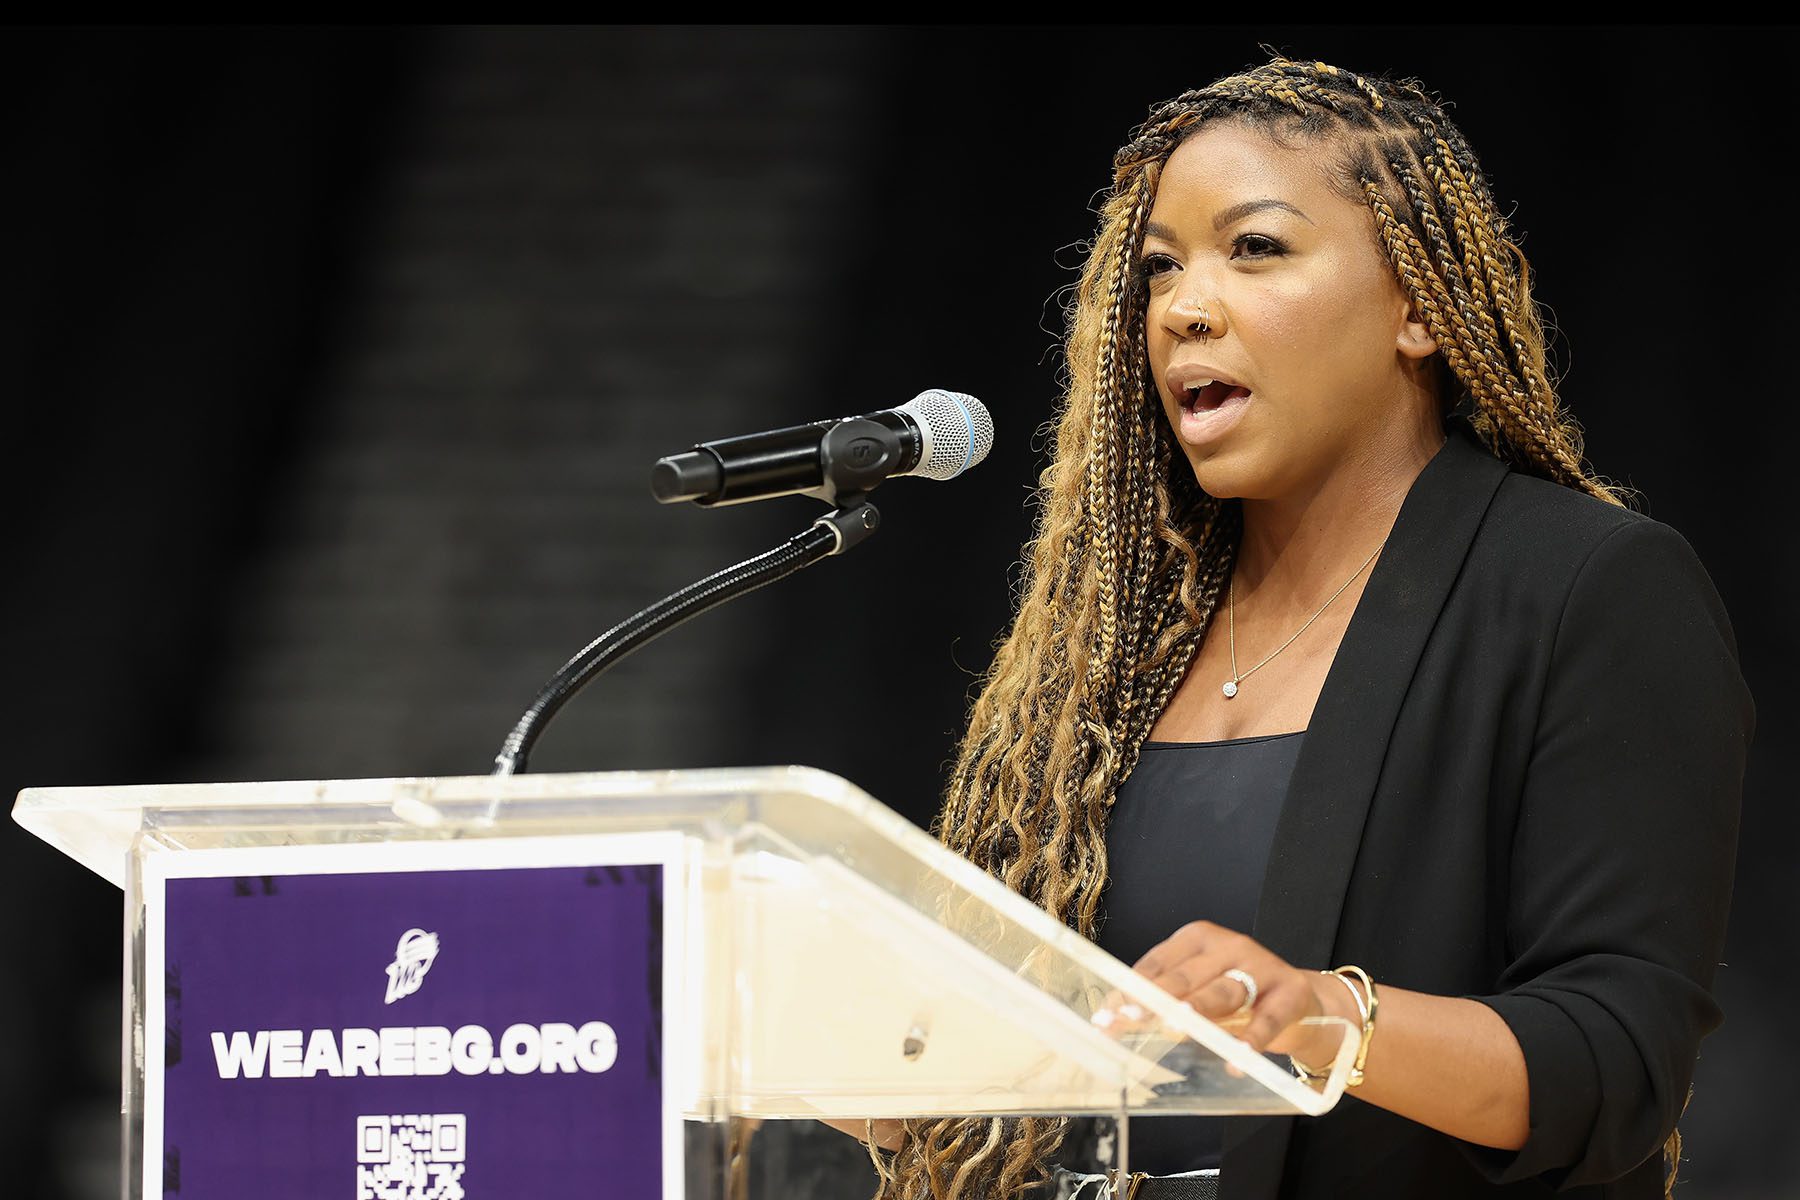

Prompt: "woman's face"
[1140,120,1439,501]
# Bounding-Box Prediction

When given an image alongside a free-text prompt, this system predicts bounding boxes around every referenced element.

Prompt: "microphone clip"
[798,418,900,555]
[799,418,908,507]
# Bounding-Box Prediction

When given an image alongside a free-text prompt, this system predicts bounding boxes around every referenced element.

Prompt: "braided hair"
[867,54,1663,1200]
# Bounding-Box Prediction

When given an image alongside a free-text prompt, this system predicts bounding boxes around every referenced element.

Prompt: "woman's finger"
[1141,944,1249,1008]
[1132,920,1237,980]
[1185,963,1262,1020]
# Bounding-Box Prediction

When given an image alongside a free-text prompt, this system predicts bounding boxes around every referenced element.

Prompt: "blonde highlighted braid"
[869,54,1668,1200]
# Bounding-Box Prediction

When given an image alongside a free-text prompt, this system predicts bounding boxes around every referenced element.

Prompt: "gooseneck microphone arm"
[490,495,877,776]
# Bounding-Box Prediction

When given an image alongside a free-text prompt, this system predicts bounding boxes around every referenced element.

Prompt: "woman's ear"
[1397,297,1437,361]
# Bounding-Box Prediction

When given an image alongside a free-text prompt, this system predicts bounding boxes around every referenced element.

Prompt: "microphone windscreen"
[900,390,994,481]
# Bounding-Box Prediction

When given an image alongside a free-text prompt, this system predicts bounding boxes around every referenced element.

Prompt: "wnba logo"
[383,928,440,1005]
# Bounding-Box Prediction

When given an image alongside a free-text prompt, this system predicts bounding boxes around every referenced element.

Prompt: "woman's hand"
[1097,920,1349,1066]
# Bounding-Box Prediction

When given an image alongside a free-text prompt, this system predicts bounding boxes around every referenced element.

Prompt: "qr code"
[356,1113,467,1199]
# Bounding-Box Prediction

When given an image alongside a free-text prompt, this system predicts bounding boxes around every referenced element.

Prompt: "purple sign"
[150,843,675,1199]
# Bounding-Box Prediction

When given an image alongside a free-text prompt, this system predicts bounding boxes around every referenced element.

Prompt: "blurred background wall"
[3,25,1791,1198]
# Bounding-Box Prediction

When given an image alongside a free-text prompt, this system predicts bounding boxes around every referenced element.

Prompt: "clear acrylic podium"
[14,764,1356,1198]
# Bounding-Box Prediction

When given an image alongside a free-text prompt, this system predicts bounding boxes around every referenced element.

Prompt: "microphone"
[650,389,994,507]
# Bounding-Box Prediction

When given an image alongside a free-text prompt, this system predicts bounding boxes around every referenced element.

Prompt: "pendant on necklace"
[1222,680,1239,699]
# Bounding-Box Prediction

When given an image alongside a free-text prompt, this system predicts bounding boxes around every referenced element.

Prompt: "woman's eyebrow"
[1143,199,1315,243]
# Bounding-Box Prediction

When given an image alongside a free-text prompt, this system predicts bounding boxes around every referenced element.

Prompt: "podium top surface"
[13,764,888,890]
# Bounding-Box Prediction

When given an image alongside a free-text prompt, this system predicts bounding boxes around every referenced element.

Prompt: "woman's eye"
[1135,236,1281,286]
[1133,253,1178,284]
[1231,233,1284,259]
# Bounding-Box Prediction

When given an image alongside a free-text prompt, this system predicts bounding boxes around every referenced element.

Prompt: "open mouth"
[1183,381,1252,411]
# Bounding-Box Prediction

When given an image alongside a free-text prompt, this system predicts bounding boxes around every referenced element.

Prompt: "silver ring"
[1223,968,1259,1016]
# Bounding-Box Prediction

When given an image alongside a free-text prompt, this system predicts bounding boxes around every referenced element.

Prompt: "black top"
[1095,729,1307,1174]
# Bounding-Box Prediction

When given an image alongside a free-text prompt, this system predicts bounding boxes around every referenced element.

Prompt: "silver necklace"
[1223,536,1389,699]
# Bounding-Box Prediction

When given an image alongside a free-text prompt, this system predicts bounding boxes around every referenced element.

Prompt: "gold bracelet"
[1288,965,1378,1088]
[1288,972,1355,1083]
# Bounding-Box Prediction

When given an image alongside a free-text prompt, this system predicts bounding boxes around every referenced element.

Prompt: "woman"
[850,54,1752,1200]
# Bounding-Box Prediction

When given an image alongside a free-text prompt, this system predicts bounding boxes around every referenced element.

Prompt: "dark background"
[3,25,1791,1199]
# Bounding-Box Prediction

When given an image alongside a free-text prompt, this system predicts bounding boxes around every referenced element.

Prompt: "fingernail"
[1091,1008,1116,1027]
[1120,1003,1145,1020]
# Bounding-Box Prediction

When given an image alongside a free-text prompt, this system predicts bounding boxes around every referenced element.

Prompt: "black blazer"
[1219,415,1754,1199]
